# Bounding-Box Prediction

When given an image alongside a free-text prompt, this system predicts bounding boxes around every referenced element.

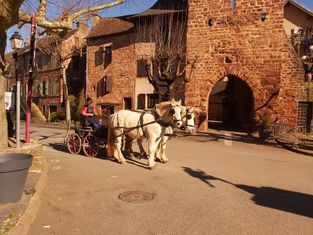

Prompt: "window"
[297,102,313,133]
[51,55,57,69]
[124,97,132,110]
[101,105,115,117]
[37,55,43,70]
[43,81,49,96]
[104,46,112,69]
[51,80,56,96]
[137,60,147,77]
[42,54,49,70]
[50,105,57,113]
[147,94,159,108]
[137,94,146,110]
[95,47,104,66]
[36,82,43,96]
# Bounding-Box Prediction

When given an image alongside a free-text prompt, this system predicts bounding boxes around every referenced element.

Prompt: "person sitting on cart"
[81,97,101,129]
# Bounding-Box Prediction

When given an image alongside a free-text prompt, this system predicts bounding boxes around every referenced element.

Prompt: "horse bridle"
[169,105,183,124]
[181,109,197,130]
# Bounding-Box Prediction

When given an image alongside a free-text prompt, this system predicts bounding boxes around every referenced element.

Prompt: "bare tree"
[290,27,313,58]
[136,11,198,100]
[0,0,125,150]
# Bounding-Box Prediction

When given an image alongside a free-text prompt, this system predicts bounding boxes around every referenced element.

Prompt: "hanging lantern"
[10,31,23,50]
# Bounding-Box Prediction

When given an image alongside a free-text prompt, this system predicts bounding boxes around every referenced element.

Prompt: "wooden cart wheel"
[66,133,82,154]
[82,133,99,157]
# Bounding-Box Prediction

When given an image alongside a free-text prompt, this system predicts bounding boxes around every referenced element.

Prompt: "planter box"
[0,153,33,204]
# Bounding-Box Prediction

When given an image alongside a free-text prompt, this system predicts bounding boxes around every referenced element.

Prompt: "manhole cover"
[118,190,155,203]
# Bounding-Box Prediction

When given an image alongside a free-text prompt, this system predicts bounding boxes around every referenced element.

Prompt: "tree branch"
[70,0,125,21]
[19,0,125,34]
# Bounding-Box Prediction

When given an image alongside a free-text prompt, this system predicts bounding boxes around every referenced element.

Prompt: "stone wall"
[87,32,136,113]
[185,0,305,130]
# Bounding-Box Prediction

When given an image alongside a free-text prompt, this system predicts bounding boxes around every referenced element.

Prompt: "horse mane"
[155,101,173,116]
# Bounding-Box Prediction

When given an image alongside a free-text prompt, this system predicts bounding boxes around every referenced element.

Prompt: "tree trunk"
[61,63,71,130]
[0,30,8,151]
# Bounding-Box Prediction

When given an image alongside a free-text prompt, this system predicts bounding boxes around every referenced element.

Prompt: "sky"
[296,0,313,11]
[6,0,157,52]
[6,0,313,52]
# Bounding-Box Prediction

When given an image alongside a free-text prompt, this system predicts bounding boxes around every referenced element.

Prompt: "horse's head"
[169,99,183,128]
[181,106,197,134]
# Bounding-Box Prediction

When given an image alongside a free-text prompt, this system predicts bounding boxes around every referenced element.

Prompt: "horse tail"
[106,117,115,157]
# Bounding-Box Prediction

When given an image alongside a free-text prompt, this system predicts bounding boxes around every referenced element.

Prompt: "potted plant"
[259,115,272,140]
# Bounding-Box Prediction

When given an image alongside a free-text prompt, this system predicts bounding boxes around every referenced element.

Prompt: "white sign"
[5,92,15,111]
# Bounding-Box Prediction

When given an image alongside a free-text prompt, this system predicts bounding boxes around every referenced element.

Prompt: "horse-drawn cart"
[66,125,107,157]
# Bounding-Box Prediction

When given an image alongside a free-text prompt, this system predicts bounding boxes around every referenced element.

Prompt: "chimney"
[92,14,101,27]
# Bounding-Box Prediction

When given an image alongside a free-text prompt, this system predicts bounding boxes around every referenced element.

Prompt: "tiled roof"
[87,18,134,38]
[131,9,185,18]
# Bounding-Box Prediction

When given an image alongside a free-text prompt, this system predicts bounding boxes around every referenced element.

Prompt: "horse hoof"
[120,160,127,164]
[162,160,169,164]
[149,164,156,170]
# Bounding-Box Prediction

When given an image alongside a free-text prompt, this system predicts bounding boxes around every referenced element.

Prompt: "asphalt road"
[25,126,313,235]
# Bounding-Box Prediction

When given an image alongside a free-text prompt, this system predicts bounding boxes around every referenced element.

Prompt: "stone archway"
[208,75,255,131]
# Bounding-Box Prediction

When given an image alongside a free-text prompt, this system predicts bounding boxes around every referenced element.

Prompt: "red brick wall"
[185,0,305,130]
[87,32,136,113]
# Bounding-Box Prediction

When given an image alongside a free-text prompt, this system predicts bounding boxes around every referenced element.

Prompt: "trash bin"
[0,153,33,204]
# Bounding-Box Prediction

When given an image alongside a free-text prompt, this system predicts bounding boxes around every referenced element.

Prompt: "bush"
[49,111,65,122]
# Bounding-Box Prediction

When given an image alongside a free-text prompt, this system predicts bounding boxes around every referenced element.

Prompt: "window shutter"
[45,81,49,96]
[95,47,104,67]
[137,94,146,110]
[106,76,112,93]
[40,82,43,96]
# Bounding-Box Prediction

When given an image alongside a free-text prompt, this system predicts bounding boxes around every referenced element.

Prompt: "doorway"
[208,75,255,131]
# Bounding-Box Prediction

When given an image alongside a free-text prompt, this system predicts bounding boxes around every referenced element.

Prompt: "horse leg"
[124,136,136,158]
[114,136,126,164]
[147,137,161,169]
[137,139,147,159]
[156,136,169,163]
[155,139,163,162]
[160,136,169,163]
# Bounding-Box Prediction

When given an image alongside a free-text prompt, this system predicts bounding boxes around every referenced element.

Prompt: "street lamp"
[10,31,23,149]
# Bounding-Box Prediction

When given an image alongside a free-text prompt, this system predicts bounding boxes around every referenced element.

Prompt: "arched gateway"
[208,75,255,131]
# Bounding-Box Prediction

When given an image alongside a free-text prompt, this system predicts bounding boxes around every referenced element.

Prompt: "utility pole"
[25,14,37,143]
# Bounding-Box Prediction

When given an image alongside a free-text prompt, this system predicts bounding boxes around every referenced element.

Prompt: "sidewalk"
[20,120,68,130]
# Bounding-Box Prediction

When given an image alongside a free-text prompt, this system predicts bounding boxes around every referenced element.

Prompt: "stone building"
[5,22,89,119]
[86,0,186,116]
[185,0,311,131]
[86,0,312,131]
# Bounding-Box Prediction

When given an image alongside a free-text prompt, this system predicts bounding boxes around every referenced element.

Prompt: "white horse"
[125,106,197,163]
[106,100,183,169]
[155,106,197,163]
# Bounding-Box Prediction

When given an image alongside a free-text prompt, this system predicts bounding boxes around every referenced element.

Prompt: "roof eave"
[285,0,313,17]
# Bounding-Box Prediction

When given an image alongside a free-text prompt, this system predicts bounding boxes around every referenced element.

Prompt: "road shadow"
[193,130,279,147]
[49,143,69,153]
[182,167,313,218]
